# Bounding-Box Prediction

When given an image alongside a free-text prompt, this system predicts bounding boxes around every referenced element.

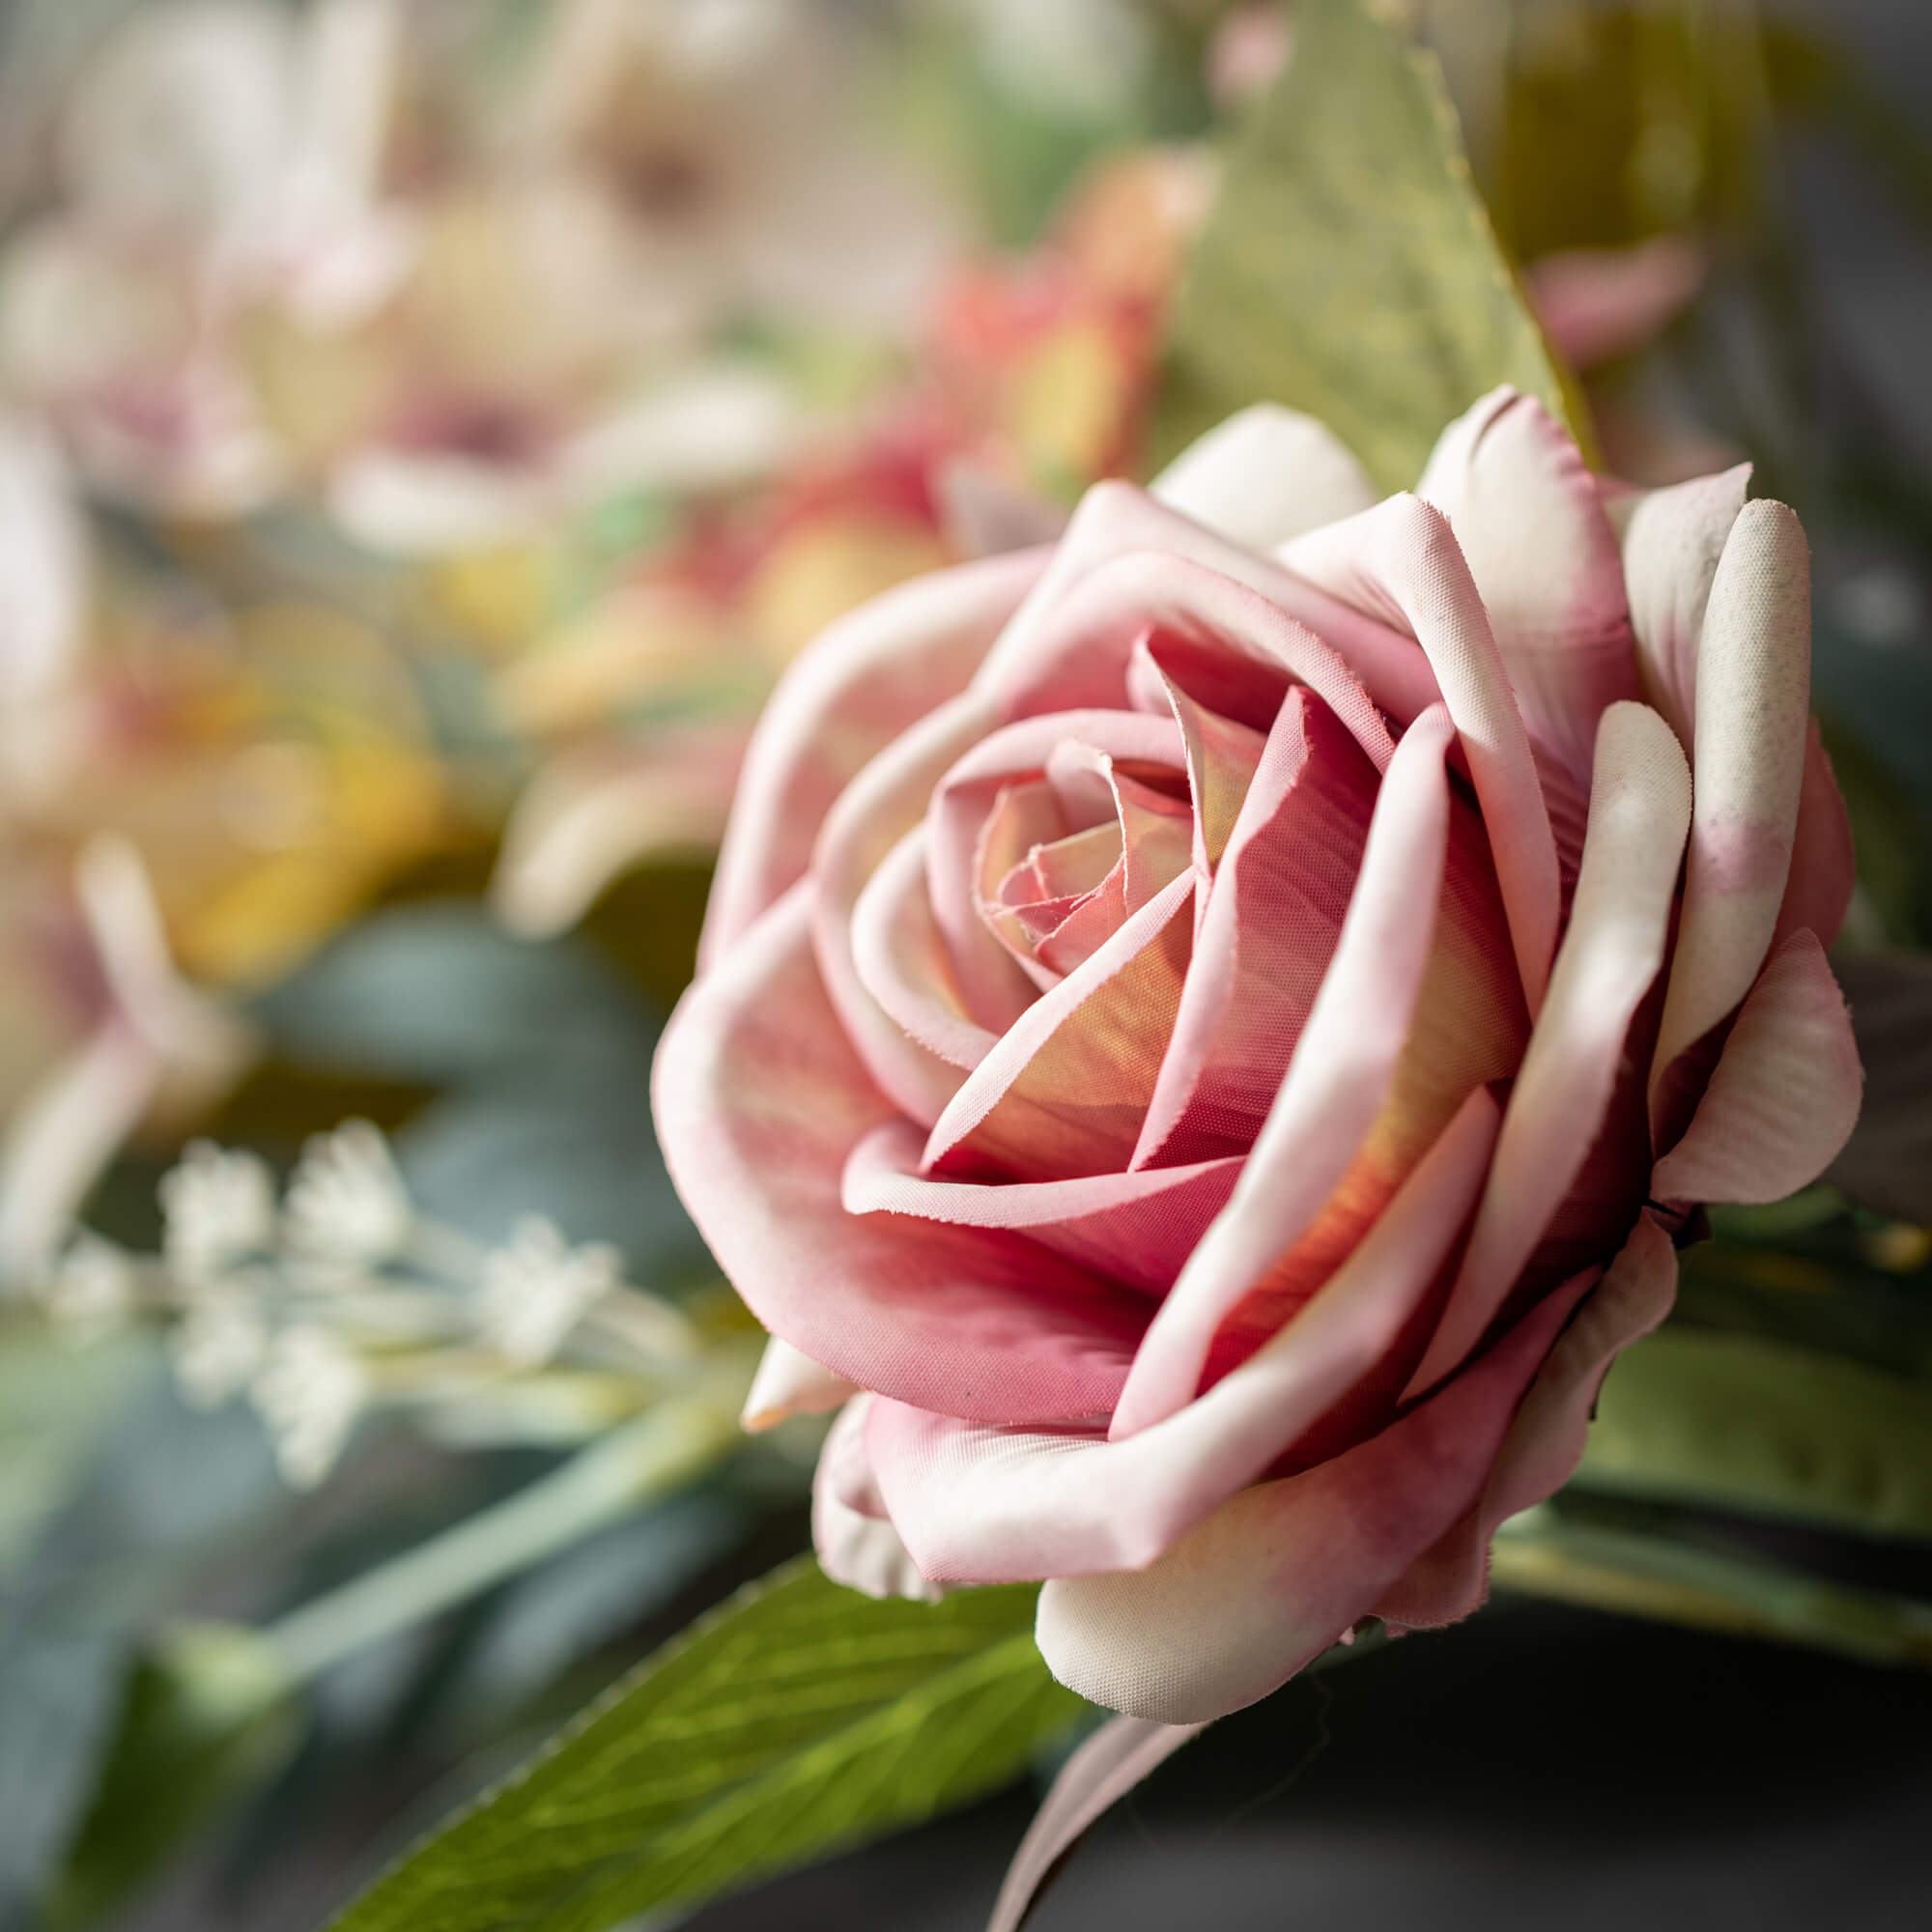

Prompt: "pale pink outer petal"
[1280,494,1561,1011]
[973,481,1437,732]
[843,1120,1240,1297]
[742,1337,860,1433]
[812,693,1000,1125]
[1649,500,1813,1106]
[1415,386,1638,785]
[1092,705,1457,1439]
[850,827,997,1073]
[983,1717,1207,1932]
[1034,1274,1591,1724]
[1150,401,1377,550]
[812,1398,942,1604]
[1650,930,1862,1206]
[1771,723,1855,953]
[1405,700,1690,1402]
[1373,1212,1678,1630]
[653,885,1147,1423]
[1612,462,1751,744]
[700,547,1046,969]
[867,1087,1500,1584]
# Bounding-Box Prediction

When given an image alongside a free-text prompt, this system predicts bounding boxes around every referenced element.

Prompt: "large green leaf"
[1573,1326,1932,1542]
[1153,0,1586,489]
[326,1558,1088,1932]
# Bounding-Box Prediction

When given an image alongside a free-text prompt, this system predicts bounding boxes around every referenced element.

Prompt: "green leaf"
[1572,1326,1932,1542]
[51,1623,301,1928]
[1494,1503,1932,1670]
[1153,0,1587,489]
[326,1558,1088,1932]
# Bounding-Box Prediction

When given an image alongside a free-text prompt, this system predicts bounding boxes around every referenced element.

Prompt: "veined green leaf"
[1573,1327,1932,1542]
[1152,0,1587,488]
[325,1558,1088,1932]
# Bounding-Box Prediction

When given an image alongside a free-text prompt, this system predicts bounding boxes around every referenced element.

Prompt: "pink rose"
[654,387,1861,1724]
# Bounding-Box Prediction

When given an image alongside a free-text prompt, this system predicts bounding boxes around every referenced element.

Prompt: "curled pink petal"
[1282,493,1561,1012]
[844,1120,1239,1295]
[1416,386,1638,786]
[867,1086,1501,1586]
[975,481,1435,733]
[1523,235,1705,371]
[1109,705,1458,1439]
[984,1716,1206,1932]
[1406,700,1690,1402]
[742,1337,860,1434]
[1614,461,1751,745]
[1651,930,1862,1206]
[702,548,1046,968]
[1649,499,1813,1109]
[1151,401,1376,550]
[814,1398,943,1603]
[1034,1273,1590,1723]
[654,886,1148,1424]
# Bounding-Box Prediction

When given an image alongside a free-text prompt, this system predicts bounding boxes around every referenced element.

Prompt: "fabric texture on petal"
[1651,930,1861,1206]
[1406,700,1690,1401]
[702,547,1045,968]
[1034,1275,1590,1722]
[1151,401,1377,551]
[655,886,1147,1423]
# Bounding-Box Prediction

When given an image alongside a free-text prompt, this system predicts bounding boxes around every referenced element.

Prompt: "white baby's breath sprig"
[251,1322,370,1489]
[475,1215,624,1368]
[37,1231,140,1340]
[281,1118,414,1275]
[171,1281,270,1408]
[159,1140,276,1286]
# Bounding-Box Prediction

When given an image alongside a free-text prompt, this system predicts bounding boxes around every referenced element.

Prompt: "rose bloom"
[654,387,1861,1724]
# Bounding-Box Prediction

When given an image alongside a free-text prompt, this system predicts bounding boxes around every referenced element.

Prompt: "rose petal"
[702,548,1045,967]
[654,886,1147,1423]
[1771,721,1855,954]
[1034,1275,1590,1723]
[1108,705,1457,1437]
[975,483,1436,734]
[1649,500,1813,1111]
[922,870,1196,1182]
[1612,462,1750,744]
[1150,401,1378,550]
[1416,386,1638,785]
[1132,686,1379,1168]
[844,1119,1239,1295]
[1404,700,1690,1402]
[1281,494,1562,1012]
[867,1086,1500,1584]
[984,1717,1206,1932]
[1373,1211,1677,1629]
[1523,236,1705,370]
[1650,930,1861,1205]
[742,1337,861,1433]
[813,1397,942,1603]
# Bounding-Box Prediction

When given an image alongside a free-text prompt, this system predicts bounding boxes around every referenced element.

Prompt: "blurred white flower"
[38,1230,139,1340]
[476,1214,621,1368]
[160,1139,277,1285]
[251,1321,368,1486]
[282,1118,412,1268]
[172,1279,270,1407]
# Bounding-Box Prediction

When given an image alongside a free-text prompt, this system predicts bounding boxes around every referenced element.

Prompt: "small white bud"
[251,1323,368,1489]
[171,1283,270,1407]
[475,1215,621,1368]
[159,1142,276,1286]
[282,1119,412,1270]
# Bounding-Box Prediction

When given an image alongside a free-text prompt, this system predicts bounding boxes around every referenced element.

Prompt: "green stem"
[264,1397,739,1683]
